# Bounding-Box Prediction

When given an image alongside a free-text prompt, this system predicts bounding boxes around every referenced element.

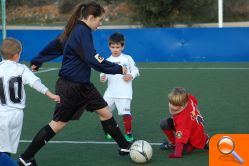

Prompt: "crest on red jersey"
[176,131,183,139]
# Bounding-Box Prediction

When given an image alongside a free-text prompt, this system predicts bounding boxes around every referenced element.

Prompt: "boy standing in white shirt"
[0,38,60,165]
[100,33,139,142]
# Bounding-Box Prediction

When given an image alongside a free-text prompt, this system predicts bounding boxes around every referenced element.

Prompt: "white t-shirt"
[102,53,139,99]
[0,60,47,111]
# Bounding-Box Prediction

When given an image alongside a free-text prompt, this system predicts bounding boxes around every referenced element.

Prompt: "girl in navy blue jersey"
[18,2,130,165]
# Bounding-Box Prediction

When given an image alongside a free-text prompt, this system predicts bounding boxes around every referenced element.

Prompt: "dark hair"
[59,1,105,42]
[0,37,22,59]
[109,32,125,46]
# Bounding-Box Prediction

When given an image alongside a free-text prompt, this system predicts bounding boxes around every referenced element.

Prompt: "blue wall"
[1,27,249,62]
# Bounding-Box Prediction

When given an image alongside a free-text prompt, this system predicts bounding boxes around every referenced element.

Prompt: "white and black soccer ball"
[129,140,153,163]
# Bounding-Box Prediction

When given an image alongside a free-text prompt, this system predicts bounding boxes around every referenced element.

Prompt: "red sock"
[162,129,175,144]
[123,114,132,134]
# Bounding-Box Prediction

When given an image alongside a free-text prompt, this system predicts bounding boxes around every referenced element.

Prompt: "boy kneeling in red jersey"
[160,87,209,158]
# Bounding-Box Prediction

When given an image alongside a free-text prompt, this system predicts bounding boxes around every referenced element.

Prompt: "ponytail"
[59,3,85,42]
[58,1,105,43]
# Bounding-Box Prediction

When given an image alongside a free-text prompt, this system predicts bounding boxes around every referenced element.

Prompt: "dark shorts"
[53,77,107,122]
[160,117,175,130]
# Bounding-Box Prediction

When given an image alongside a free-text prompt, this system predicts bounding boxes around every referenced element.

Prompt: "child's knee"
[160,118,174,130]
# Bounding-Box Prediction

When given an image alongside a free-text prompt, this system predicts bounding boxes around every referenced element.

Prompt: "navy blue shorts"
[53,77,107,122]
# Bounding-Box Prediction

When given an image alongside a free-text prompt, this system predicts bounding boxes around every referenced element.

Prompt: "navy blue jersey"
[31,21,122,84]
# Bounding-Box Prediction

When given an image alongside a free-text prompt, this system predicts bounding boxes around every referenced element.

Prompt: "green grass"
[14,62,249,166]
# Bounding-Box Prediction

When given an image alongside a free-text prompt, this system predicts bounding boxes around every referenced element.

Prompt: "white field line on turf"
[34,68,60,73]
[35,67,249,73]
[20,140,161,146]
[139,67,249,70]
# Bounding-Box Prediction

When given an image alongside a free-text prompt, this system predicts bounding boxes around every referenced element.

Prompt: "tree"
[6,0,56,7]
[128,0,217,27]
[224,0,249,21]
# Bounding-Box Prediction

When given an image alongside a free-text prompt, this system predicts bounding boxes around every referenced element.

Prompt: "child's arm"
[31,80,60,103]
[45,90,60,103]
[123,56,139,82]
[123,74,133,82]
[31,37,64,71]
[128,56,140,79]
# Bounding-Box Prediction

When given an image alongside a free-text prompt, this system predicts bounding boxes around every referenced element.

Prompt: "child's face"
[13,53,20,62]
[169,103,181,112]
[87,14,105,31]
[109,43,124,57]
[168,103,185,113]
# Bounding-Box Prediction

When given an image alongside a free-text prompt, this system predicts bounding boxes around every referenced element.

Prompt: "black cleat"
[118,143,131,156]
[17,157,38,166]
[118,148,130,156]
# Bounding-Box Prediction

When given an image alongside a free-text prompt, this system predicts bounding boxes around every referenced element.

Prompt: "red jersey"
[172,94,207,149]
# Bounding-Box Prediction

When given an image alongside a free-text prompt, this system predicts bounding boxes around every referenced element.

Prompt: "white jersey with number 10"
[0,60,40,111]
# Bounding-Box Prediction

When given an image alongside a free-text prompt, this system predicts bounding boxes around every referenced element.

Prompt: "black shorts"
[53,77,107,122]
[160,118,175,130]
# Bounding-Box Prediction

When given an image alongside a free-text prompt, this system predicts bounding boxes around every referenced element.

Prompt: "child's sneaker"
[125,134,134,142]
[160,140,175,150]
[105,133,112,140]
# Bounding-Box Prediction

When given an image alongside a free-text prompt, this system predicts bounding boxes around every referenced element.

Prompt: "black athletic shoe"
[118,148,130,156]
[160,140,175,150]
[17,156,38,166]
[118,143,131,156]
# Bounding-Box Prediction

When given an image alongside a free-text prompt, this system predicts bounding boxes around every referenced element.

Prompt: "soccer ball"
[129,140,153,163]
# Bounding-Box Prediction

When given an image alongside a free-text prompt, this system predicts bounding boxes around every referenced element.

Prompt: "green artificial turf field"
[14,62,249,166]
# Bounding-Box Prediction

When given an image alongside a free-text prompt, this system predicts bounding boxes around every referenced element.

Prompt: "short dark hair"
[0,37,22,60]
[109,32,125,46]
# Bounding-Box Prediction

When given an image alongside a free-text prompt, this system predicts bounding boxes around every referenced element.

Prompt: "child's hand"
[46,91,60,103]
[50,94,60,103]
[100,73,107,82]
[31,65,39,72]
[122,66,128,75]
[123,74,133,82]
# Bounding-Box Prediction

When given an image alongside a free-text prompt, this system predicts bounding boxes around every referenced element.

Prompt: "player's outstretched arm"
[30,37,64,71]
[30,79,59,103]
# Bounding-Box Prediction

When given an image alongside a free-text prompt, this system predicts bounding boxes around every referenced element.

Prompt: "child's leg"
[115,99,134,142]
[102,97,115,138]
[123,114,132,134]
[160,118,175,144]
[20,121,66,161]
[97,106,130,151]
[184,143,195,154]
[115,99,132,135]
[1,110,23,155]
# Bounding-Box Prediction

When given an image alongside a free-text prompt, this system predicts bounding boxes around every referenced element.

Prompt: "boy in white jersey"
[0,38,60,165]
[100,33,139,142]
